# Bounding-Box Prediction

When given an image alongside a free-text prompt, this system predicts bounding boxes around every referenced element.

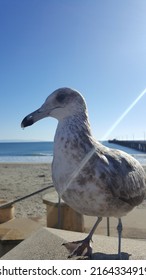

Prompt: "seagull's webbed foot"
[62,217,102,259]
[62,236,92,259]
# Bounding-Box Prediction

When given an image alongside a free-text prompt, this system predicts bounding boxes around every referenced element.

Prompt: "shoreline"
[0,162,52,165]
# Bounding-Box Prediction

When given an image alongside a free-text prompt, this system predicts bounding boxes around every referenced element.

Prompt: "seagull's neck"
[57,113,91,137]
[54,112,94,157]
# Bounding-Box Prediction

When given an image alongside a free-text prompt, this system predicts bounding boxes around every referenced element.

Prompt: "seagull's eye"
[56,93,67,103]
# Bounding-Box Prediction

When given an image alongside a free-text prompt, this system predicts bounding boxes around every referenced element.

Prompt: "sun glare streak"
[102,88,146,140]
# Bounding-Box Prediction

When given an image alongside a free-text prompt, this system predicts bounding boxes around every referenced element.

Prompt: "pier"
[108,139,146,152]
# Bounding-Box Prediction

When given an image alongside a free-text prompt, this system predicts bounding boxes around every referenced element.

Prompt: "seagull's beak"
[21,106,49,128]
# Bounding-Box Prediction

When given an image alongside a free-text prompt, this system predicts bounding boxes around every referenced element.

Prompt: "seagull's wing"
[104,150,146,207]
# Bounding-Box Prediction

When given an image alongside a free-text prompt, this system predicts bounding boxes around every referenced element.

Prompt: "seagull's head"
[21,87,87,128]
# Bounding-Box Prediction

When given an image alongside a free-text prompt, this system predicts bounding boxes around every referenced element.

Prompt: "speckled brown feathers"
[21,87,146,219]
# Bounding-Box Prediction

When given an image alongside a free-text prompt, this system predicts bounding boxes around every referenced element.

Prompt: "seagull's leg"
[57,195,61,229]
[87,216,103,241]
[117,218,123,259]
[63,216,102,259]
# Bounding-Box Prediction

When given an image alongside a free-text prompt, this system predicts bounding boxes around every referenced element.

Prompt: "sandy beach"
[0,163,146,239]
[0,163,53,219]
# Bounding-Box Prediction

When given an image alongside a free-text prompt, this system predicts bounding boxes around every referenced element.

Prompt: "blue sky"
[0,0,146,141]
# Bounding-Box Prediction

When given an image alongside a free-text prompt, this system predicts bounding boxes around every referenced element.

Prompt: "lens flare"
[102,88,146,140]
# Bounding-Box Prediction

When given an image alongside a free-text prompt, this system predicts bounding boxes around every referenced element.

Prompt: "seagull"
[21,87,146,259]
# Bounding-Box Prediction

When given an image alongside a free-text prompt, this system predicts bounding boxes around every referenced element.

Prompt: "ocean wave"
[22,153,52,157]
[0,152,53,157]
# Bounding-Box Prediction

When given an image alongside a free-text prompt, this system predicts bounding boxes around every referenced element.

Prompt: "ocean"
[0,142,53,163]
[0,141,146,165]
